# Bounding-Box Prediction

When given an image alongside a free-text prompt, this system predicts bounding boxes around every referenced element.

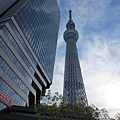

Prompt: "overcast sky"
[50,0,120,118]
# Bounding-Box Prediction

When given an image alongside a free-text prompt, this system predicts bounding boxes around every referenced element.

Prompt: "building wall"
[0,0,17,15]
[0,0,60,110]
[14,0,60,81]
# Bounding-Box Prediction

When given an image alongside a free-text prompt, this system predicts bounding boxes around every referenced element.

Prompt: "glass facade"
[2,26,35,75]
[0,77,26,107]
[8,20,37,66]
[0,55,29,95]
[0,0,59,110]
[0,102,7,111]
[15,0,60,81]
[1,27,33,84]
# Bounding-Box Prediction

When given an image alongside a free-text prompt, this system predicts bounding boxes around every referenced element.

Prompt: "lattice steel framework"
[63,10,88,106]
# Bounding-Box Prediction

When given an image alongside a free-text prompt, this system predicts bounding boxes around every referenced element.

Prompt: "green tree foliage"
[34,90,100,120]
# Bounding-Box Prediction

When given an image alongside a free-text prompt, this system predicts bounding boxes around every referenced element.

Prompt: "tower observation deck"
[63,10,88,106]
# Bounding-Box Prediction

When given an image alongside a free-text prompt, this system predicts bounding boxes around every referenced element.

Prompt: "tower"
[63,10,88,105]
[0,0,60,110]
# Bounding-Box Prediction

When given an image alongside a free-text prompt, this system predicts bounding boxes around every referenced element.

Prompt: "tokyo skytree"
[63,10,88,106]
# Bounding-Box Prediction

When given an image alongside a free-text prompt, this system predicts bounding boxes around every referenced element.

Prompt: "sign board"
[0,90,12,106]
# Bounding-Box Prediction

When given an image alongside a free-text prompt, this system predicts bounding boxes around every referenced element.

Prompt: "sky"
[50,0,120,118]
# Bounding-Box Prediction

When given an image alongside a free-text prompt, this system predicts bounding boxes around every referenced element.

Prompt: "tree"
[34,90,100,120]
[115,113,120,120]
[34,90,63,120]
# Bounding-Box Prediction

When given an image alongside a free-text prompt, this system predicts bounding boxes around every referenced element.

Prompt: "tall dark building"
[0,0,60,110]
[63,10,88,105]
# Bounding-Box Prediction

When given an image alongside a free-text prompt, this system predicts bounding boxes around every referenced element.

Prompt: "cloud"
[79,32,120,117]
[51,0,120,118]
[50,57,64,95]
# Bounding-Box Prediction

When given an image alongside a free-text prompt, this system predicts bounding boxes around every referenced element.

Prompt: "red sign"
[0,90,12,106]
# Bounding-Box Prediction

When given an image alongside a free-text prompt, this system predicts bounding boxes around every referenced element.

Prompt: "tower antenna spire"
[63,10,88,106]
[69,10,72,20]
